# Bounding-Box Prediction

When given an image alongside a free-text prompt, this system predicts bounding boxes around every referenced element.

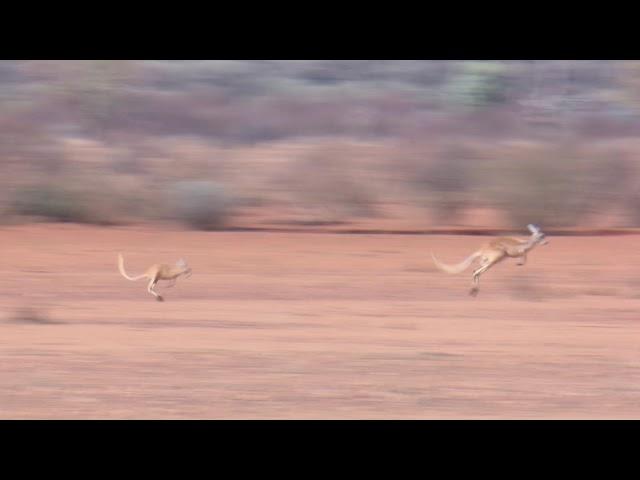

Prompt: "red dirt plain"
[1,224,640,419]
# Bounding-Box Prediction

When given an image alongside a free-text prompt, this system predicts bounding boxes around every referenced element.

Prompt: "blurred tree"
[443,61,512,109]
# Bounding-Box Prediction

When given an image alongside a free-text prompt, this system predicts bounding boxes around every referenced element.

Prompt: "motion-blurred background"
[2,60,639,231]
[6,61,640,419]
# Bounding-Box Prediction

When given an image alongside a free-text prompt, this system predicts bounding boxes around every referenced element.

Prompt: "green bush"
[444,61,511,109]
[171,180,233,230]
[10,177,135,225]
[12,184,94,223]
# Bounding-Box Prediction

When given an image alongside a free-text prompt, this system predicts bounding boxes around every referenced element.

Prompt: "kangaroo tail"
[431,250,481,274]
[118,253,147,281]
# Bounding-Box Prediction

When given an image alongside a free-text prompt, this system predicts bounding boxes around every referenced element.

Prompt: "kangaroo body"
[431,224,548,297]
[118,253,192,301]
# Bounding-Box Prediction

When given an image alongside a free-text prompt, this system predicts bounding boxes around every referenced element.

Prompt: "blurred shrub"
[170,180,233,230]
[282,152,377,223]
[409,146,474,223]
[622,191,640,226]
[444,61,512,109]
[10,176,135,225]
[12,184,90,222]
[590,155,635,220]
[481,146,603,228]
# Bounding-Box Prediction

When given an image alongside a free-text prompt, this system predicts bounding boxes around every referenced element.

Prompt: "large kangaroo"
[431,224,549,297]
[118,253,192,301]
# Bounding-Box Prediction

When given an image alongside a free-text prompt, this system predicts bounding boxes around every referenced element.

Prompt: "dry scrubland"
[3,61,640,418]
[5,60,640,231]
[1,224,640,419]
[5,136,640,232]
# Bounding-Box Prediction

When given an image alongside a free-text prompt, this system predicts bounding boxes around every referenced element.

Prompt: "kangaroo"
[431,224,548,297]
[118,253,192,301]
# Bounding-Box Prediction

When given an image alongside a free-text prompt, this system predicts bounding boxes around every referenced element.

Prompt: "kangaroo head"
[176,258,192,277]
[527,224,548,246]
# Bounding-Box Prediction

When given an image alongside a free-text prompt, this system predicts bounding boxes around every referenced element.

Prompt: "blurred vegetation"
[408,145,475,224]
[170,180,233,230]
[486,147,598,227]
[444,61,513,109]
[11,176,131,225]
[279,147,377,224]
[1,60,640,229]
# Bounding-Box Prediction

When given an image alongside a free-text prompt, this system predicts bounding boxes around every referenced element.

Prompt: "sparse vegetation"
[479,146,605,228]
[12,183,94,223]
[10,177,131,225]
[2,61,640,229]
[278,146,378,223]
[170,180,233,230]
[410,146,474,224]
[444,61,513,109]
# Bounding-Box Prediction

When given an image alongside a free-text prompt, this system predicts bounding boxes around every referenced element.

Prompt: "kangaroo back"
[431,251,481,274]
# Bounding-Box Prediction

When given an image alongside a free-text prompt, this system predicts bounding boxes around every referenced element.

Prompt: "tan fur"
[118,253,192,302]
[431,224,548,297]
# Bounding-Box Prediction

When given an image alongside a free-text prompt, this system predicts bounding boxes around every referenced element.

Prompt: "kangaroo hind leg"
[469,258,495,297]
[147,277,164,302]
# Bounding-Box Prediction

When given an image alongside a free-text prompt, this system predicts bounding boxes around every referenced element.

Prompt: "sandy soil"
[1,224,640,419]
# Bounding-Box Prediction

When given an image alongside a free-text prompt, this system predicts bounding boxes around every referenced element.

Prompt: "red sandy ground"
[1,224,640,419]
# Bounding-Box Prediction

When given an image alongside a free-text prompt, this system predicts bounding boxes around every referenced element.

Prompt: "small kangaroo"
[118,253,192,301]
[431,224,548,297]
